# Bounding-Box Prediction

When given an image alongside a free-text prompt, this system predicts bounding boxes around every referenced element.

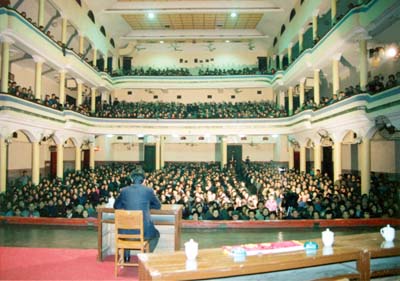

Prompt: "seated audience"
[1,162,398,222]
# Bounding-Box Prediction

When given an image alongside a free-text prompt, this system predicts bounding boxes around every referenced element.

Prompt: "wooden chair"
[114,210,149,277]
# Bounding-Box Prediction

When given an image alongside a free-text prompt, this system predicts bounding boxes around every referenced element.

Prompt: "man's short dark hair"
[130,172,145,184]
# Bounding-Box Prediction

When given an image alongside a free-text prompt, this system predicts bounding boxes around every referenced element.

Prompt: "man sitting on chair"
[114,170,161,262]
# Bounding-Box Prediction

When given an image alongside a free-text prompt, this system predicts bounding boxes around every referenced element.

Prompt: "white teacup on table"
[185,239,198,260]
[322,228,334,247]
[380,224,395,242]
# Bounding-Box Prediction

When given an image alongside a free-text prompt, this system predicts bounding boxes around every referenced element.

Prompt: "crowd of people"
[93,100,287,119]
[198,67,272,76]
[6,80,288,119]
[295,72,400,114]
[5,71,399,119]
[111,66,275,77]
[113,67,192,77]
[7,80,92,116]
[0,162,398,221]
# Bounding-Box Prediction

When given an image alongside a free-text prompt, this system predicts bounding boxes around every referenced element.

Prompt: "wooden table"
[138,233,399,281]
[97,204,182,261]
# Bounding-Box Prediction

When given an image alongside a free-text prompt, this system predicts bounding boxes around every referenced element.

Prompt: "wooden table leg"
[97,211,103,261]
[357,249,371,281]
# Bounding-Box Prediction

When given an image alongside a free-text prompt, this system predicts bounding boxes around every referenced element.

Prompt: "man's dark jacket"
[114,183,161,239]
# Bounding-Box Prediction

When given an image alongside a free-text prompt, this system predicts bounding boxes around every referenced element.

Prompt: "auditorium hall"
[0,0,399,280]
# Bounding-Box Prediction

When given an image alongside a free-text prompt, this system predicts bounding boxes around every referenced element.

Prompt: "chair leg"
[115,247,118,277]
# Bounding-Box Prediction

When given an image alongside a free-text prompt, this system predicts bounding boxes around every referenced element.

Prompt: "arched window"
[110,38,115,48]
[273,37,278,47]
[100,26,106,36]
[300,0,305,5]
[280,24,286,35]
[289,9,296,21]
[75,0,81,6]
[88,10,95,23]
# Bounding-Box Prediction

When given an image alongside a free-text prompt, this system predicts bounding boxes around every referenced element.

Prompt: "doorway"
[227,145,243,164]
[323,146,333,178]
[50,149,57,178]
[144,145,156,172]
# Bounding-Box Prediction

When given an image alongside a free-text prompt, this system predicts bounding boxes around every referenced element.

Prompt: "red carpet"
[0,247,138,280]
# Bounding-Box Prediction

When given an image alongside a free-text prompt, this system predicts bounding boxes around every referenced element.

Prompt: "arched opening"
[7,130,35,186]
[100,26,106,37]
[273,37,278,47]
[341,130,360,174]
[280,24,286,35]
[289,9,296,22]
[110,38,115,48]
[88,10,95,23]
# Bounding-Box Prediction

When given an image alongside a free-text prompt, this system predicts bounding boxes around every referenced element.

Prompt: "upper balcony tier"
[0,86,399,139]
[0,0,398,90]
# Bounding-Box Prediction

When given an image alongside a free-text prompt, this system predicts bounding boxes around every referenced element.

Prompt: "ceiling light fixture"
[160,40,164,44]
[386,46,397,58]
[225,40,230,43]
[230,12,237,18]
[147,12,155,19]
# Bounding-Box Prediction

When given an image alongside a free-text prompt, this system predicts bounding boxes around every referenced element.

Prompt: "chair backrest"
[114,210,144,242]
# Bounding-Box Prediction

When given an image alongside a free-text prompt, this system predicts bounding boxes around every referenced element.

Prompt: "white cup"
[322,228,334,247]
[380,225,395,242]
[185,239,198,260]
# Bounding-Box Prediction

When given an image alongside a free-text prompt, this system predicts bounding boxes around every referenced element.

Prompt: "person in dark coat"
[114,171,161,262]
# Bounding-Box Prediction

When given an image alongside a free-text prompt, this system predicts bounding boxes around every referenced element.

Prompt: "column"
[279,54,284,70]
[314,142,322,172]
[298,28,304,54]
[288,145,294,170]
[332,55,341,96]
[312,10,319,42]
[112,54,119,72]
[79,35,84,55]
[155,137,161,170]
[93,48,97,67]
[333,141,342,182]
[160,136,165,169]
[0,37,12,92]
[300,146,306,173]
[100,53,105,71]
[32,141,40,185]
[288,86,294,116]
[59,70,66,106]
[38,0,45,27]
[288,43,293,64]
[314,69,320,105]
[220,137,227,169]
[331,0,337,26]
[75,146,81,171]
[61,18,68,45]
[33,56,44,100]
[359,39,368,91]
[91,87,96,113]
[0,137,6,192]
[89,143,95,169]
[76,79,83,106]
[299,78,305,108]
[278,90,285,108]
[56,143,64,179]
[360,137,371,195]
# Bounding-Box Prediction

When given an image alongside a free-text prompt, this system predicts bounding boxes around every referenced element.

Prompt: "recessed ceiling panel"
[122,13,263,30]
